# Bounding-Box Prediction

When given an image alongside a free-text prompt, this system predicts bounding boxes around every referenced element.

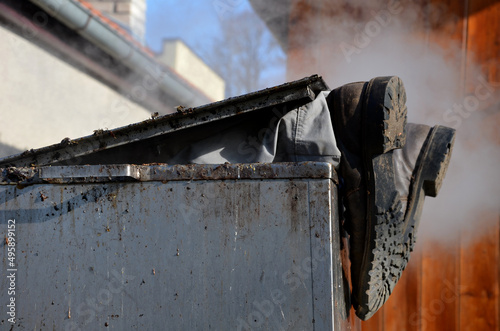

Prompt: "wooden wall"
[286,0,500,329]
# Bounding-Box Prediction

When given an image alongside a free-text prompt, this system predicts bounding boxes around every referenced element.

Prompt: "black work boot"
[326,76,408,319]
[392,123,456,248]
[358,123,455,320]
[327,77,456,320]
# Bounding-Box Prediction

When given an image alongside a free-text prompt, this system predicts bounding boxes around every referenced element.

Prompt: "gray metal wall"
[0,163,348,330]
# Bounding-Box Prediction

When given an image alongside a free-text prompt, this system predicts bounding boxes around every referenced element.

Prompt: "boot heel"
[363,76,407,155]
[419,126,456,197]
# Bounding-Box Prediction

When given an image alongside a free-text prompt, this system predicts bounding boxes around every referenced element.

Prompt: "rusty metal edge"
[0,75,329,168]
[0,162,337,185]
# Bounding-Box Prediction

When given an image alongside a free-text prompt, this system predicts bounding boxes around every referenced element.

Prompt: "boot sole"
[354,76,408,319]
[356,125,456,320]
[363,76,407,154]
[404,126,456,250]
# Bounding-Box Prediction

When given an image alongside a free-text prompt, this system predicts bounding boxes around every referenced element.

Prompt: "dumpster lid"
[0,162,337,185]
[0,75,329,168]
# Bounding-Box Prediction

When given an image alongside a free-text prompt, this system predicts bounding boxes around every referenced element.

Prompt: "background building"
[0,0,224,157]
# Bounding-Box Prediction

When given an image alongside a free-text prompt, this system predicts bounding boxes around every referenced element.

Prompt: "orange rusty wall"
[286,0,500,330]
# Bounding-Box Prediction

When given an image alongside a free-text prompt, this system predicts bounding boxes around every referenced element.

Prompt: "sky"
[146,0,253,55]
[144,0,286,93]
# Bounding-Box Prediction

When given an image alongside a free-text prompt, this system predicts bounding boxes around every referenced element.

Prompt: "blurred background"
[0,0,498,329]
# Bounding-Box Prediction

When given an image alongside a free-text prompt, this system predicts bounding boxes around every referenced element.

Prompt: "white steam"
[285,0,500,243]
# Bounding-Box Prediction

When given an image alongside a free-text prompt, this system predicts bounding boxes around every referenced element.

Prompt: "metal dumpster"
[0,76,351,330]
[1,162,348,330]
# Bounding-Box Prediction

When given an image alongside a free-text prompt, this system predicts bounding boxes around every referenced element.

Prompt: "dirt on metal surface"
[0,166,342,329]
[0,162,337,186]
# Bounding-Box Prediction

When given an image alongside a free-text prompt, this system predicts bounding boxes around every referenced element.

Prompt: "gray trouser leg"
[168,91,341,168]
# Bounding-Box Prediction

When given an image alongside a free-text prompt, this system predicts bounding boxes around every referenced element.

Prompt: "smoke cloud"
[283,0,500,243]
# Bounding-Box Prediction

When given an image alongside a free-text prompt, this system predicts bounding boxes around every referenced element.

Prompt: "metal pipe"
[29,0,212,108]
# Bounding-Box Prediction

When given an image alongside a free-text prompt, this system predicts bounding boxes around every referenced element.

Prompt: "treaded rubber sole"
[420,126,456,197]
[356,125,456,320]
[353,76,409,320]
[363,76,407,154]
[405,125,456,250]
